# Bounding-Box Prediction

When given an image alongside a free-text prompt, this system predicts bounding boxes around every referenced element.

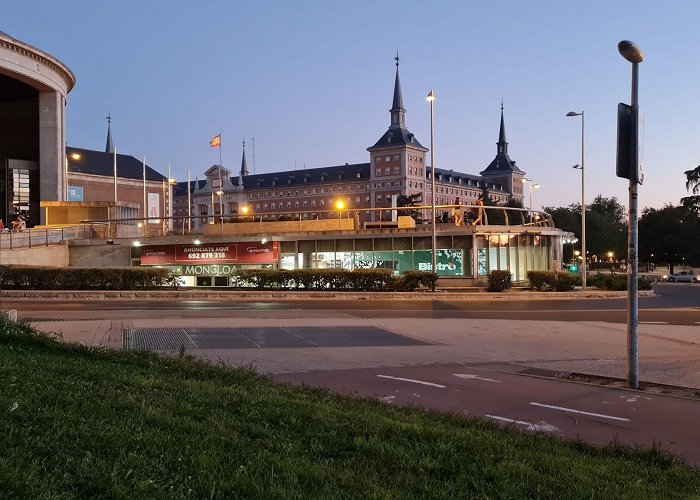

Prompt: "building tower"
[237,141,248,191]
[105,114,114,154]
[479,103,525,203]
[367,54,428,218]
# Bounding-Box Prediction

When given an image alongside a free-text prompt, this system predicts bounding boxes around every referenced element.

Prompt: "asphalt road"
[5,283,699,325]
[278,362,700,467]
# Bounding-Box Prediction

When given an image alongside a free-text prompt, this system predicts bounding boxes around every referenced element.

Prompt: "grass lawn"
[1,317,699,499]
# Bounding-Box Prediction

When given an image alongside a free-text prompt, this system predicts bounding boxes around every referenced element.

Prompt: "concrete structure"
[0,31,76,226]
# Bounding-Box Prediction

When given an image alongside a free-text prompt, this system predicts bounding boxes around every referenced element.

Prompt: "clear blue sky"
[5,1,699,210]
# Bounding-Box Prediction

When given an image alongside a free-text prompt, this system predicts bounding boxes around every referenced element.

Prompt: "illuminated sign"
[140,242,278,265]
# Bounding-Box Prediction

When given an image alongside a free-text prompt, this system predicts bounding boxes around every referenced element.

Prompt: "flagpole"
[113,146,117,203]
[142,156,146,236]
[187,169,192,233]
[219,133,223,167]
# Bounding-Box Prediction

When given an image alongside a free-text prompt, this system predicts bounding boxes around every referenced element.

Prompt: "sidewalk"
[20,305,700,391]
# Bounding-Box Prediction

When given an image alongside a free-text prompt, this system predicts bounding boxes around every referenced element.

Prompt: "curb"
[0,290,654,301]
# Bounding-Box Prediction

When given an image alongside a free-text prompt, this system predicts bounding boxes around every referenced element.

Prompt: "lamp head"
[618,40,644,63]
[69,153,81,160]
[426,90,435,102]
[335,200,346,210]
[566,111,581,117]
[572,164,581,169]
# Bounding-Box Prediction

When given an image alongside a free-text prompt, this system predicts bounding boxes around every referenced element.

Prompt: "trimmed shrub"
[589,273,653,291]
[0,266,179,291]
[487,270,513,292]
[527,271,555,291]
[553,272,578,291]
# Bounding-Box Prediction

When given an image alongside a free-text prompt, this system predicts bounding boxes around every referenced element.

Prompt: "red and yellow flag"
[209,134,221,148]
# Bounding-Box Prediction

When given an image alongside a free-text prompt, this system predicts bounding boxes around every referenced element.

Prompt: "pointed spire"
[240,140,249,177]
[105,113,114,153]
[497,101,508,155]
[390,52,406,129]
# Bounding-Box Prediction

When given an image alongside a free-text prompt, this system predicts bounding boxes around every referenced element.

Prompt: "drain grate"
[123,326,427,350]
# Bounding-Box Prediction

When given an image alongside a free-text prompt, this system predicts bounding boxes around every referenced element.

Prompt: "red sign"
[141,242,278,265]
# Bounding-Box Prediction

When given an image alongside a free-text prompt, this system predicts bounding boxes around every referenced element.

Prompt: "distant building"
[173,57,525,230]
[0,31,76,226]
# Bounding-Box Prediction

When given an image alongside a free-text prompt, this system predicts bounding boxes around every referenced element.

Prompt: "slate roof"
[480,109,525,175]
[432,167,509,193]
[66,147,166,182]
[368,127,427,151]
[174,162,371,194]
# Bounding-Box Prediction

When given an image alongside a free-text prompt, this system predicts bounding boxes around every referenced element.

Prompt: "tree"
[681,165,700,215]
[544,196,626,263]
[639,204,700,270]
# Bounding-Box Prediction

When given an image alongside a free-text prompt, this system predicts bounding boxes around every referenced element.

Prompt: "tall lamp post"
[521,178,540,217]
[567,111,586,289]
[618,40,644,390]
[427,90,437,277]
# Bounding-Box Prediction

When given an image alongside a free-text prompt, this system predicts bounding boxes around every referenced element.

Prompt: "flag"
[209,134,221,148]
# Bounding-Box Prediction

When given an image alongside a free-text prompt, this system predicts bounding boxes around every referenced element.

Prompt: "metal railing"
[0,224,102,250]
[74,205,554,238]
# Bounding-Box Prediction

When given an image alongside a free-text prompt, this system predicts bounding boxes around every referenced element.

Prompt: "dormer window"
[356,172,361,179]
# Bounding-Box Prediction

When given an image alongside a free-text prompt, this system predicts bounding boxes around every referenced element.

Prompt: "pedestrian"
[472,199,485,225]
[11,215,26,232]
[0,218,5,231]
[451,197,463,226]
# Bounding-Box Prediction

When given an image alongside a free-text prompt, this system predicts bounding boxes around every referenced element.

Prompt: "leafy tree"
[589,195,626,225]
[544,196,626,263]
[639,204,700,269]
[681,165,700,215]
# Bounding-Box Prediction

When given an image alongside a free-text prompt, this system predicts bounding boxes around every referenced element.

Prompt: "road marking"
[640,321,667,324]
[452,373,502,383]
[530,402,630,422]
[377,395,396,403]
[376,375,446,388]
[486,415,560,433]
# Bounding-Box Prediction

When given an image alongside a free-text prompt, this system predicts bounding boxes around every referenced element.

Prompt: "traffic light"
[616,102,638,182]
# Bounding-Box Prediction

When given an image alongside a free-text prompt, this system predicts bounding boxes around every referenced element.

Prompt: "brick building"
[173,57,526,231]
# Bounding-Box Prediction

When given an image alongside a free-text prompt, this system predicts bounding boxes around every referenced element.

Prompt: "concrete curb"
[0,289,654,301]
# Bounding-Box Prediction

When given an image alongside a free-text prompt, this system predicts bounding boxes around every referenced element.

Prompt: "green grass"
[0,318,699,499]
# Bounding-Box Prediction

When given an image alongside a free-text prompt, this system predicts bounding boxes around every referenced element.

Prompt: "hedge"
[527,271,581,292]
[0,266,180,290]
[0,266,438,292]
[229,269,437,292]
[588,273,652,291]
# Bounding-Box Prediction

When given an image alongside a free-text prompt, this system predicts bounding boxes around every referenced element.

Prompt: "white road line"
[376,375,446,388]
[530,402,630,422]
[486,415,560,433]
[640,321,667,324]
[452,373,502,383]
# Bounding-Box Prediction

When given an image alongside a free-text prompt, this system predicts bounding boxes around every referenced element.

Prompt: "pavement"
[6,288,699,391]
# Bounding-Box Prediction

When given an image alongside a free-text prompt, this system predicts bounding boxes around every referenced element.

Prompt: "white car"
[664,271,699,283]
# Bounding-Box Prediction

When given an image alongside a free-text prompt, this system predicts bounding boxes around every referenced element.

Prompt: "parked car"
[664,271,699,283]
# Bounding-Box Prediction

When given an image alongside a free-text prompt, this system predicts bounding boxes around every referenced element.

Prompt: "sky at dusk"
[4,1,700,211]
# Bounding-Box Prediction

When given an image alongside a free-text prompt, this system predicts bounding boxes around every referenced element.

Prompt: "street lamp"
[65,152,81,200]
[521,178,540,222]
[216,190,223,224]
[427,90,437,277]
[567,111,586,289]
[618,39,644,390]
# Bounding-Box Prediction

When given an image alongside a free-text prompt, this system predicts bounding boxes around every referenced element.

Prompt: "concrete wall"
[68,243,132,268]
[0,244,68,267]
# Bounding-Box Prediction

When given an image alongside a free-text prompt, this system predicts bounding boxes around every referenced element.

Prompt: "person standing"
[473,198,485,225]
[451,197,464,226]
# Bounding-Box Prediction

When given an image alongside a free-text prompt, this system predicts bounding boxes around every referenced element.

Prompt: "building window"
[355,196,360,203]
[384,167,390,175]
[385,156,391,162]
[394,166,399,175]
[376,157,382,163]
[377,195,382,202]
[394,155,399,161]
[376,169,381,176]
[287,202,291,208]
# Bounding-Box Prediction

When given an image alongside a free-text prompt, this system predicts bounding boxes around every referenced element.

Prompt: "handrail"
[0,224,97,250]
